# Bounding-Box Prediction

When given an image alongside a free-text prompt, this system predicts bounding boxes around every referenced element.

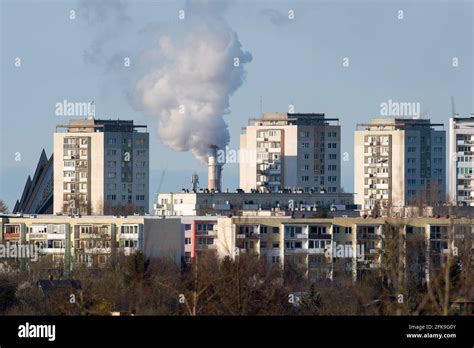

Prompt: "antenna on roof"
[451,96,458,117]
[87,101,95,120]
[259,96,263,115]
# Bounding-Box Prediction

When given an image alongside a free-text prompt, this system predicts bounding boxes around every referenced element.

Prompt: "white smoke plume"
[133,0,252,163]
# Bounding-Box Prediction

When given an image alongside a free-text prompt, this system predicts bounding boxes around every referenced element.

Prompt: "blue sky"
[1,0,473,211]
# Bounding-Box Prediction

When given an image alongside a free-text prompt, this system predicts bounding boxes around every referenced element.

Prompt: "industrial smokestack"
[208,145,222,191]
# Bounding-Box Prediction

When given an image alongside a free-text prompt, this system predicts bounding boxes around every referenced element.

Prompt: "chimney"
[208,145,222,191]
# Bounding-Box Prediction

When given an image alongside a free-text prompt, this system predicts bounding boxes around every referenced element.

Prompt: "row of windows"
[106,195,147,201]
[107,172,146,179]
[106,149,147,156]
[106,138,147,146]
[107,183,146,190]
[300,131,338,138]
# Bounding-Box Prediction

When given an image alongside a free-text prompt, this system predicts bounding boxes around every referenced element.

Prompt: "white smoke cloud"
[133,0,252,163]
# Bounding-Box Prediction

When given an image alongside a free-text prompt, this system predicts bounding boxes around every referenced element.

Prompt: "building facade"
[354,118,446,212]
[53,119,149,215]
[154,191,356,216]
[240,113,341,193]
[0,215,183,271]
[449,116,474,206]
[14,150,53,214]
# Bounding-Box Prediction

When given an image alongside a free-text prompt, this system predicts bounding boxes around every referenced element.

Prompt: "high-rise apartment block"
[240,113,341,193]
[354,118,446,211]
[449,116,474,206]
[53,119,149,215]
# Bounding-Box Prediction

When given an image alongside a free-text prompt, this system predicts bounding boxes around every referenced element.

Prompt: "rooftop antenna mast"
[259,96,263,115]
[451,96,458,117]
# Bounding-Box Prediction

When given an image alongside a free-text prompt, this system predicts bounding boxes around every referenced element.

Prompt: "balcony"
[308,248,326,254]
[285,248,307,254]
[120,233,138,240]
[358,234,379,240]
[39,248,65,254]
[308,233,331,240]
[3,232,20,239]
[242,204,259,210]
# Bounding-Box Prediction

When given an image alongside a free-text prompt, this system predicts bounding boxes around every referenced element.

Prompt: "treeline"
[0,249,471,316]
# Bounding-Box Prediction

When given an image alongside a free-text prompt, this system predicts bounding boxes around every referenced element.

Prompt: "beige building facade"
[240,113,341,194]
[53,119,149,215]
[355,118,446,212]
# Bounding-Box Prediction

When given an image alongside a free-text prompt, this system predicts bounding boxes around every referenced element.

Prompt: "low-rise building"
[154,191,357,217]
[0,214,183,271]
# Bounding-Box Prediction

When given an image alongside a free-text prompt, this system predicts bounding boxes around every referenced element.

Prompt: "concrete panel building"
[53,119,149,215]
[154,191,356,216]
[449,116,474,206]
[240,113,341,194]
[0,215,183,270]
[354,118,446,212]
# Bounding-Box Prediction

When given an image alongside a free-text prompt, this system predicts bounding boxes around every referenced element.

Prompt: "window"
[434,147,443,153]
[107,161,116,167]
[108,172,116,179]
[135,195,145,201]
[272,227,279,234]
[136,149,146,156]
[301,176,310,182]
[272,256,280,263]
[107,194,116,201]
[301,142,309,149]
[107,138,116,145]
[136,138,146,145]
[272,242,280,248]
[304,154,309,159]
[136,161,146,168]
[407,147,416,153]
[260,241,267,249]
[345,227,352,234]
[107,149,117,156]
[185,238,192,245]
[260,226,268,234]
[136,173,146,179]
[328,165,337,171]
[107,183,116,190]
[333,226,340,234]
[328,154,337,160]
[328,143,337,149]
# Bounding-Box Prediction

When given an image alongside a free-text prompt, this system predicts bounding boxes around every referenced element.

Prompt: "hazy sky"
[1,0,473,210]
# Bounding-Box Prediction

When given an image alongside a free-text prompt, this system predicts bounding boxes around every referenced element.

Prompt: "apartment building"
[154,191,355,216]
[204,216,472,283]
[181,216,219,261]
[53,119,149,215]
[240,113,341,193]
[0,215,183,271]
[354,118,446,212]
[449,116,474,206]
